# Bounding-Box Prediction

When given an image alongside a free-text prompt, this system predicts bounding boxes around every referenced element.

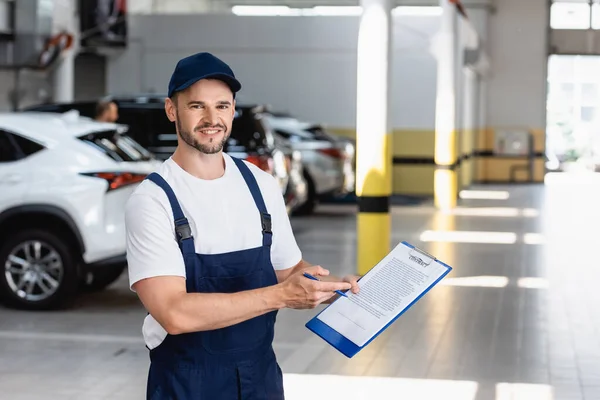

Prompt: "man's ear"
[165,97,177,122]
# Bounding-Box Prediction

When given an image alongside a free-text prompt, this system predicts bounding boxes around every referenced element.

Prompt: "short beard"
[176,113,229,155]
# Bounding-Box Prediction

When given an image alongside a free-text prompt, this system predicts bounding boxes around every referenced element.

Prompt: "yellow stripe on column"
[356,133,392,196]
[356,132,392,274]
[357,213,391,275]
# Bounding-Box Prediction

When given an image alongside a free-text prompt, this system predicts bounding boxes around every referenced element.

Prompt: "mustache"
[194,123,226,132]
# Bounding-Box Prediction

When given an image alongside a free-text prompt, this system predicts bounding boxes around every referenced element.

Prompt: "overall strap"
[145,172,195,255]
[231,157,273,247]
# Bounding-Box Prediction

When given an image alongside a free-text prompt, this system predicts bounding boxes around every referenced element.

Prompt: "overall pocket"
[200,268,274,354]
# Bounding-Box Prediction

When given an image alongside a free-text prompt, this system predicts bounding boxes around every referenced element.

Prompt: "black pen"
[303,272,348,298]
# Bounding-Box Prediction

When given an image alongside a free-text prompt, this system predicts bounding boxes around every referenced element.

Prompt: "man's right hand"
[279,265,352,309]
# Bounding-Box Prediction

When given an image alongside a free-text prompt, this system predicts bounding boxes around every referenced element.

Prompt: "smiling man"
[124,52,359,400]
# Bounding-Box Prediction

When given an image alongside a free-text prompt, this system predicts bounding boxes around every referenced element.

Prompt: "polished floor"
[1,174,600,399]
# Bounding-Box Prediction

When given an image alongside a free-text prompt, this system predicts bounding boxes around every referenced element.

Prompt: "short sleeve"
[266,178,302,271]
[125,188,186,291]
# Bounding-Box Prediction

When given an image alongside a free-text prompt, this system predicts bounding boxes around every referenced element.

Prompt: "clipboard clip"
[408,246,436,267]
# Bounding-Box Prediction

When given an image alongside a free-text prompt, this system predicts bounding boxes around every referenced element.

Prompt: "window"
[114,106,154,148]
[78,130,154,162]
[0,131,45,162]
[227,109,271,152]
[12,134,44,156]
[0,132,18,162]
[550,1,600,30]
[551,2,591,30]
[274,129,293,140]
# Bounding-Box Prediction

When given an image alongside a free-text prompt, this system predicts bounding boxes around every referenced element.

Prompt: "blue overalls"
[144,157,285,400]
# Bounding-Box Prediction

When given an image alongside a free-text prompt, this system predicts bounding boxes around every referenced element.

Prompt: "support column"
[53,48,75,103]
[52,0,77,103]
[356,0,392,275]
[434,0,458,209]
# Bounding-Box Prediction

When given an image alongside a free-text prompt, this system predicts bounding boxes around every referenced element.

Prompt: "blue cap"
[167,52,242,98]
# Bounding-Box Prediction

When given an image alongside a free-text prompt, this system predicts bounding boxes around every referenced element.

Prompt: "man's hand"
[342,274,361,295]
[278,265,352,309]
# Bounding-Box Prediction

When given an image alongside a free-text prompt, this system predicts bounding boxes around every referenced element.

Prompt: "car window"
[273,128,313,142]
[115,105,158,148]
[78,130,154,162]
[0,132,18,162]
[12,134,45,156]
[227,109,270,152]
[0,130,45,162]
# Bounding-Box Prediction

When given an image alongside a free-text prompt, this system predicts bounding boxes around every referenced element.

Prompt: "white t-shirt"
[125,153,302,349]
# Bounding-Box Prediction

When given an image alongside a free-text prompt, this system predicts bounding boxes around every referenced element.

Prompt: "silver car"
[264,115,355,215]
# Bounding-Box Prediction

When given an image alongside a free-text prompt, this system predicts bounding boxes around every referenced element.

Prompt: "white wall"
[487,0,548,130]
[108,14,441,130]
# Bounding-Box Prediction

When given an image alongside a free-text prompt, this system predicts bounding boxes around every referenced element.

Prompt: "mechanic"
[124,52,360,399]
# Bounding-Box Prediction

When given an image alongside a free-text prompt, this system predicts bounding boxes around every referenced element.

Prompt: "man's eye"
[218,105,229,110]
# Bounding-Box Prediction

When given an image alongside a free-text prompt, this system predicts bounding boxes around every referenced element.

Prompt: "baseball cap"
[167,52,242,98]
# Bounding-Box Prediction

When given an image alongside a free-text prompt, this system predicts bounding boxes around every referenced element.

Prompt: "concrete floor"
[1,175,600,400]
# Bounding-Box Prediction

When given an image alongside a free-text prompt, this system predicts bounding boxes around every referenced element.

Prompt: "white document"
[317,242,449,347]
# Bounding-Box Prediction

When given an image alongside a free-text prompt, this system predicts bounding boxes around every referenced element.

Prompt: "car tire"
[80,264,126,292]
[0,229,79,310]
[294,170,317,216]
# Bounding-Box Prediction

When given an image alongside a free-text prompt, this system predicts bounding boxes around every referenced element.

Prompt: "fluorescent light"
[442,275,509,288]
[393,6,442,16]
[231,6,298,16]
[231,5,443,18]
[447,207,539,217]
[459,190,510,200]
[231,5,363,17]
[312,6,362,16]
[517,277,549,289]
[420,230,517,244]
[440,276,550,289]
[522,208,539,217]
[523,233,544,245]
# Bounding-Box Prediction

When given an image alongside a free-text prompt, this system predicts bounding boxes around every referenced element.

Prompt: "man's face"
[165,79,235,155]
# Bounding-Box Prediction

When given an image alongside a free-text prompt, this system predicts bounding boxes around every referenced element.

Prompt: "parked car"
[271,132,308,214]
[23,97,308,214]
[263,114,355,214]
[0,111,161,310]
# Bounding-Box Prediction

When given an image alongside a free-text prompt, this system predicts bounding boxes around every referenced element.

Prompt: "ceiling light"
[311,6,362,16]
[393,6,442,16]
[231,6,296,16]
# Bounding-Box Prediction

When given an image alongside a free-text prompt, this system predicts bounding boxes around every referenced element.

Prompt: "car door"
[0,131,31,212]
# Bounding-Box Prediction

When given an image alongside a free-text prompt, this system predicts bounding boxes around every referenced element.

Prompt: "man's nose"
[204,108,218,125]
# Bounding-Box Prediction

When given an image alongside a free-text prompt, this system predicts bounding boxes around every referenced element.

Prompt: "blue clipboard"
[305,241,452,358]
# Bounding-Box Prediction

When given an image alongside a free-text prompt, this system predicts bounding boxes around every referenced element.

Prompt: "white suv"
[0,111,160,310]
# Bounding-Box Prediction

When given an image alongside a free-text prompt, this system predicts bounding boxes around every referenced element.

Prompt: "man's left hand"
[342,275,361,294]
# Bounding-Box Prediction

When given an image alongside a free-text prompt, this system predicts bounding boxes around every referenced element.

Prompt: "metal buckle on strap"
[175,219,193,241]
[261,213,272,234]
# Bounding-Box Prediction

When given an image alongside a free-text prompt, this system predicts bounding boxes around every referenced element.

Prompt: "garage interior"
[0,1,599,399]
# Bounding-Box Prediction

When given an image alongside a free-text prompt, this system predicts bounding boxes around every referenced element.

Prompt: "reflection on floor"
[1,178,600,400]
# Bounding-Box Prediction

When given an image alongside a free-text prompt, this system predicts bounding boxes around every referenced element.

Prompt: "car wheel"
[294,170,317,216]
[80,264,126,292]
[0,229,79,310]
